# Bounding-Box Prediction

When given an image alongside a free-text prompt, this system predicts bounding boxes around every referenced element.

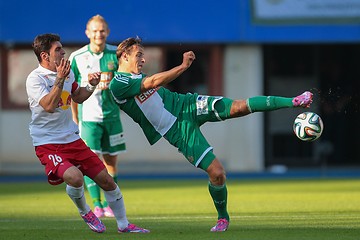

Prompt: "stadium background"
[0,0,359,176]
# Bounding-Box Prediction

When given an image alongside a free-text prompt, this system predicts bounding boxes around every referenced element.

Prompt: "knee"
[94,171,117,191]
[65,174,84,188]
[230,99,250,117]
[209,167,226,186]
[62,167,84,187]
[103,176,116,191]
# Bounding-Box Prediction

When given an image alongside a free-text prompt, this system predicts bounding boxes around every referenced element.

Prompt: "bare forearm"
[71,86,94,104]
[71,100,79,124]
[142,64,187,91]
[54,76,65,89]
[39,77,65,112]
[141,51,195,92]
[72,72,100,103]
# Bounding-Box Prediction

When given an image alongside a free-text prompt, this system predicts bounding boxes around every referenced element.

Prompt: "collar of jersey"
[38,64,57,75]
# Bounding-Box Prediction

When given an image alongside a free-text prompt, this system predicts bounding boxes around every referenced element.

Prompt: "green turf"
[0,178,359,239]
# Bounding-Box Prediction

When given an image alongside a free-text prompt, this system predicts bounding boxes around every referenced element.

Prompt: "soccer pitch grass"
[1,178,359,240]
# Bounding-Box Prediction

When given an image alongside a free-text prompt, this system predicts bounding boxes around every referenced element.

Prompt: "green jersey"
[109,72,187,145]
[69,44,119,122]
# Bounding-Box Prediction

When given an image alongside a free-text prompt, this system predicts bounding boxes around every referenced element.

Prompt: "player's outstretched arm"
[72,72,101,104]
[141,51,195,92]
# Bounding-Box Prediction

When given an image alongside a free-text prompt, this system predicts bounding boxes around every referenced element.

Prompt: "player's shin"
[208,182,230,221]
[66,184,91,215]
[104,185,129,229]
[247,96,293,112]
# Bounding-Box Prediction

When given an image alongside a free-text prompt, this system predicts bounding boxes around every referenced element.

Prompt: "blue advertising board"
[0,0,359,44]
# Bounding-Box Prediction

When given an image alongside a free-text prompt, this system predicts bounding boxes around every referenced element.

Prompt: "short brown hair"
[32,33,60,62]
[116,37,143,60]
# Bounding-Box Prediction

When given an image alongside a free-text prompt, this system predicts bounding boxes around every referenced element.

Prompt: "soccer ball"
[293,112,323,142]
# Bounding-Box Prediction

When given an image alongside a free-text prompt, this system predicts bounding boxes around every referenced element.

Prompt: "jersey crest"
[107,61,116,71]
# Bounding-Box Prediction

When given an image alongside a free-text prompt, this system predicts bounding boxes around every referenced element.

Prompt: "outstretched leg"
[229,91,313,118]
[202,91,313,232]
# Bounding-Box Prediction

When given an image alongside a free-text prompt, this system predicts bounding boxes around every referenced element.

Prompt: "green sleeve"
[109,74,143,100]
[70,60,80,84]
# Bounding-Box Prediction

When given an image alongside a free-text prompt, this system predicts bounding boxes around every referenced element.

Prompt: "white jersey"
[26,65,80,146]
[69,44,119,122]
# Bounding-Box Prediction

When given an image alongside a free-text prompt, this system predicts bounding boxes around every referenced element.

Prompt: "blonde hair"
[86,14,109,30]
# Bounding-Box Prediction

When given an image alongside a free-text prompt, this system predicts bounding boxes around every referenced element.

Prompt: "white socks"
[66,184,129,230]
[66,185,90,215]
[104,185,129,229]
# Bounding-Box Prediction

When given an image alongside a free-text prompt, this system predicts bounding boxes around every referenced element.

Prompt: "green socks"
[84,175,118,208]
[84,176,102,208]
[112,175,118,183]
[247,96,294,112]
[208,182,229,221]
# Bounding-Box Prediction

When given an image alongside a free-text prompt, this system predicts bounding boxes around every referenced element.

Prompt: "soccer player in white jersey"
[69,15,126,218]
[26,34,149,234]
[109,37,313,232]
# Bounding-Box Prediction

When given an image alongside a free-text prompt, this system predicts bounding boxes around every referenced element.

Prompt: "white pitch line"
[1,214,360,223]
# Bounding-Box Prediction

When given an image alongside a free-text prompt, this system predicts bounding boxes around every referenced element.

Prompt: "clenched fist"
[182,51,196,69]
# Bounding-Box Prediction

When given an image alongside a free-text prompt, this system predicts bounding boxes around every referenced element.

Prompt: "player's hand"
[182,51,195,68]
[55,58,71,79]
[88,72,101,86]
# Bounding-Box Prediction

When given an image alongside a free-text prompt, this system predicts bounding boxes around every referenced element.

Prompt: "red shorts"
[35,139,105,185]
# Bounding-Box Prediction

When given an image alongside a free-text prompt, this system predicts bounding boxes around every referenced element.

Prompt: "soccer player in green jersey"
[69,15,126,218]
[109,37,313,232]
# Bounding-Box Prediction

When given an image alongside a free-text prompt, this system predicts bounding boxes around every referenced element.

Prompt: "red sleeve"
[71,81,79,93]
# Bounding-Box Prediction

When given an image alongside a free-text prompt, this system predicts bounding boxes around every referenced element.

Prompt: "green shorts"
[164,94,233,171]
[79,120,126,155]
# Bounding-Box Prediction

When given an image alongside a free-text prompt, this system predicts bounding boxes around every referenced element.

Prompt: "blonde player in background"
[70,15,126,218]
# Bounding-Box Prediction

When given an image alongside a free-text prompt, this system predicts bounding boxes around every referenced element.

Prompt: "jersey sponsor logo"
[136,88,159,103]
[58,91,71,110]
[96,72,113,90]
